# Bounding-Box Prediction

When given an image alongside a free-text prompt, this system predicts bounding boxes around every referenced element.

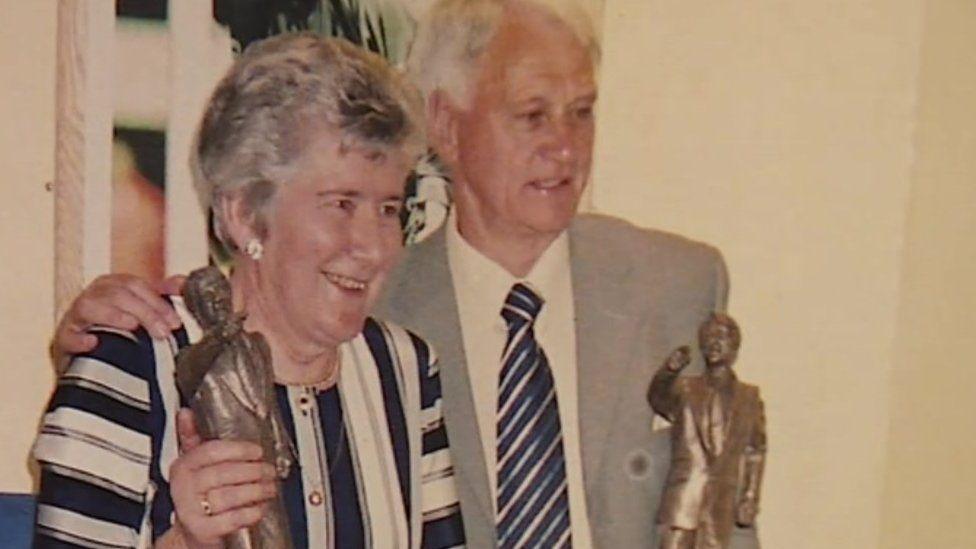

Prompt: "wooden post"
[54,0,113,318]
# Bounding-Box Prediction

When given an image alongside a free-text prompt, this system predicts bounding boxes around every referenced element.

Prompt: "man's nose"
[540,119,578,165]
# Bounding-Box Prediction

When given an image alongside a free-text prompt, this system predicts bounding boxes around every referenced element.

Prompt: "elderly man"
[52,0,759,547]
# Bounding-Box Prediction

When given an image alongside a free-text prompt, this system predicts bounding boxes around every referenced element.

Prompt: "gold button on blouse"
[297,394,314,415]
[308,490,323,506]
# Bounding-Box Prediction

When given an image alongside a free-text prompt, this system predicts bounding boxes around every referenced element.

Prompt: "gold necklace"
[276,353,342,390]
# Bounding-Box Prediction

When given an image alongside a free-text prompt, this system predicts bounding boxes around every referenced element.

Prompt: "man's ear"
[214,192,256,251]
[427,89,461,167]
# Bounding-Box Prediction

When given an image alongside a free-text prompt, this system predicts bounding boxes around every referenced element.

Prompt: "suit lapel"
[690,385,717,462]
[570,221,642,503]
[718,380,746,460]
[383,230,495,529]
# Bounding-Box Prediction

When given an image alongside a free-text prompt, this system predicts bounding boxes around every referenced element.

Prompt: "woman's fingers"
[206,503,267,534]
[176,409,204,453]
[178,439,264,471]
[169,438,275,547]
[195,461,277,494]
[178,501,267,547]
[205,479,277,515]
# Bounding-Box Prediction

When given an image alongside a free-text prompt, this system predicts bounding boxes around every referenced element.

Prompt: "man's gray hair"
[191,33,424,251]
[406,0,601,107]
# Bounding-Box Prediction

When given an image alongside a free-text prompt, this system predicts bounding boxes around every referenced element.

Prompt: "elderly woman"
[33,34,464,548]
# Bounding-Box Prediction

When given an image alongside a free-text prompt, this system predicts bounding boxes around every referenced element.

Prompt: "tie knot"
[501,282,544,326]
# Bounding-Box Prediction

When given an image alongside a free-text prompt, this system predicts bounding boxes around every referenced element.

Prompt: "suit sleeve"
[740,394,767,506]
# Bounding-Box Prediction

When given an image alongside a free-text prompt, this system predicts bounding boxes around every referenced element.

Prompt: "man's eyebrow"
[316,190,361,198]
[574,91,598,103]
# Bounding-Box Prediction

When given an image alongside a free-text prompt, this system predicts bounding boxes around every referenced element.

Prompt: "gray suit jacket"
[377,214,759,548]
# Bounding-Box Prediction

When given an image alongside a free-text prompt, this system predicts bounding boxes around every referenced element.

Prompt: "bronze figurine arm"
[647,345,691,422]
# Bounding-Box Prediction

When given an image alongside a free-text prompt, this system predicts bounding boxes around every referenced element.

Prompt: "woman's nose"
[348,213,389,264]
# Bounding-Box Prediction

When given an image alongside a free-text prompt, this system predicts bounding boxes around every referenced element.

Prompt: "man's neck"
[453,207,562,279]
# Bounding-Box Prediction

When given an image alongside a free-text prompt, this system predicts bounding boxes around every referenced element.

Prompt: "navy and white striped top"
[33,308,465,549]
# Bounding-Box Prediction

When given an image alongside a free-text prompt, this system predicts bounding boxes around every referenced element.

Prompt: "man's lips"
[323,271,368,291]
[528,177,571,191]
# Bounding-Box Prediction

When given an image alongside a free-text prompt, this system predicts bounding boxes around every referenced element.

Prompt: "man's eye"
[518,110,546,126]
[574,105,594,120]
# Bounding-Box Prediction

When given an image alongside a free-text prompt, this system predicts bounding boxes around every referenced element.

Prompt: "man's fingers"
[77,276,174,337]
[56,301,140,355]
[55,326,99,356]
[155,274,187,298]
[121,276,182,330]
[96,284,173,338]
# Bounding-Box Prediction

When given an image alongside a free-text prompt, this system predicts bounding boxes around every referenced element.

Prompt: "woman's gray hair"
[191,33,424,252]
[406,0,601,108]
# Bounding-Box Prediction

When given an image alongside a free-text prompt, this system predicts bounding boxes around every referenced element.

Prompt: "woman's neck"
[229,262,341,387]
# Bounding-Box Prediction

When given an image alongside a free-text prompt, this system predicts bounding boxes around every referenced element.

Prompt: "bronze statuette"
[176,266,295,549]
[647,313,766,549]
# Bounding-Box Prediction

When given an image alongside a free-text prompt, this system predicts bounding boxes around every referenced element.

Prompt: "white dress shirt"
[446,215,594,548]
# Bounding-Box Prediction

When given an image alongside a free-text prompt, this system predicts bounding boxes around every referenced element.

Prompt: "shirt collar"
[445,210,570,310]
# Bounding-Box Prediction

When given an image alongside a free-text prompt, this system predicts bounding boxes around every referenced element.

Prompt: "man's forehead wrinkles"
[498,62,595,96]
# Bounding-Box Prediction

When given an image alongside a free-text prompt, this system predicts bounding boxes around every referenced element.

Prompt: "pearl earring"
[244,238,264,261]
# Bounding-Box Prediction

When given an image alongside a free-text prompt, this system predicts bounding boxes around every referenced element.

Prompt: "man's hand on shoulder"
[53,273,185,366]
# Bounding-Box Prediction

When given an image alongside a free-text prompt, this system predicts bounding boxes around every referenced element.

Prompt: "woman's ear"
[214,192,256,252]
[427,89,461,167]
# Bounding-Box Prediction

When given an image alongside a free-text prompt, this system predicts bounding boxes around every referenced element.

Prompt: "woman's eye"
[380,202,402,218]
[332,198,355,211]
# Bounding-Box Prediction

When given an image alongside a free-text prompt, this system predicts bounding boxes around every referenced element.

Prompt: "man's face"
[699,320,739,367]
[445,5,597,243]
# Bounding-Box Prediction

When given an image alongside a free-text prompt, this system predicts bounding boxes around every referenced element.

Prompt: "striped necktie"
[496,282,572,548]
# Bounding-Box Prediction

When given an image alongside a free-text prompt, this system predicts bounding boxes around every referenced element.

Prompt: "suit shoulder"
[394,227,446,274]
[738,381,762,400]
[572,213,725,270]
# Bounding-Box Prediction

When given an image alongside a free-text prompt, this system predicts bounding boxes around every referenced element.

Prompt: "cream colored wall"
[881,2,976,548]
[0,0,57,492]
[592,1,924,548]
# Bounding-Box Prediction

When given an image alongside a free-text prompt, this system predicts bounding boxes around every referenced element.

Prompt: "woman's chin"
[318,313,369,344]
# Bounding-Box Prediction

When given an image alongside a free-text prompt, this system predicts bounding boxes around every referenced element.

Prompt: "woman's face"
[247,130,410,350]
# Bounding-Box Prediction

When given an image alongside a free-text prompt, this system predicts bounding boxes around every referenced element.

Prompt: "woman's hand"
[169,409,278,548]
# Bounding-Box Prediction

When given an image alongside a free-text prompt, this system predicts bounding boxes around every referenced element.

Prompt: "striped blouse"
[33,299,465,549]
